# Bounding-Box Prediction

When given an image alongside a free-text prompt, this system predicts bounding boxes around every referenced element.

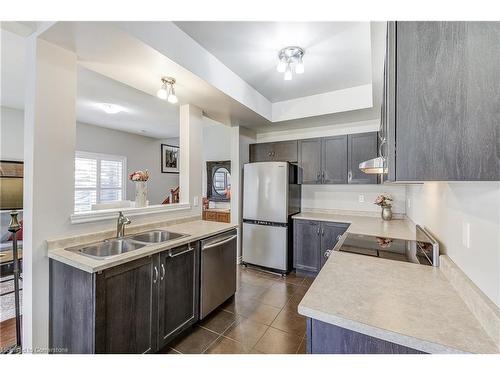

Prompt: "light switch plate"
[193,196,199,207]
[358,194,365,203]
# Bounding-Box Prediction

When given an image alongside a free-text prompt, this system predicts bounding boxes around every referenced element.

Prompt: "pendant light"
[157,77,178,104]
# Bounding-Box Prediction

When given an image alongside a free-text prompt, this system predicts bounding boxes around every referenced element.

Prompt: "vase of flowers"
[130,170,149,207]
[374,193,393,221]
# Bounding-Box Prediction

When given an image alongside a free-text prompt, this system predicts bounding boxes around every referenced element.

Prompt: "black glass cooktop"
[336,228,438,266]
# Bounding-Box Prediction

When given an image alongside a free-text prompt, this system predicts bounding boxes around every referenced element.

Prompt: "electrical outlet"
[407,198,411,209]
[193,196,199,207]
[358,194,365,203]
[462,222,471,249]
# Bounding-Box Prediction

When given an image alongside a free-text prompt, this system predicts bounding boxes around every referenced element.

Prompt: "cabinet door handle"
[321,228,325,236]
[348,171,352,182]
[316,227,320,235]
[322,171,325,181]
[153,266,159,284]
[160,263,165,281]
[336,234,342,241]
[324,250,332,259]
[268,152,272,157]
[316,172,321,182]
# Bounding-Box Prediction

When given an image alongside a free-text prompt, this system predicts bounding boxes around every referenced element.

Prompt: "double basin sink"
[67,230,187,260]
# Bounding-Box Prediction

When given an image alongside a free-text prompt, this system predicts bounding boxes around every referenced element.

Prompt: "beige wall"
[406,182,500,307]
[76,122,179,205]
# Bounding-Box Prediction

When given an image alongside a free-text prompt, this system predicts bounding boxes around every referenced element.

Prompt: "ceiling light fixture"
[97,103,124,114]
[276,46,305,81]
[157,77,178,104]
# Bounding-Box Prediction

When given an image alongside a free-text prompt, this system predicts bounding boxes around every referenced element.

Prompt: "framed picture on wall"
[161,144,179,174]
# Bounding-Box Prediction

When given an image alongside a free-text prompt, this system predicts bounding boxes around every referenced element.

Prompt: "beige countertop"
[48,220,238,273]
[292,210,417,241]
[298,251,499,354]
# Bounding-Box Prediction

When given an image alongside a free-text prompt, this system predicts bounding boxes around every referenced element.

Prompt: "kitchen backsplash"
[301,184,407,214]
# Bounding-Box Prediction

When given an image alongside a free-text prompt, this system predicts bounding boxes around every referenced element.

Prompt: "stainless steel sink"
[67,230,188,260]
[72,238,146,259]
[128,230,187,243]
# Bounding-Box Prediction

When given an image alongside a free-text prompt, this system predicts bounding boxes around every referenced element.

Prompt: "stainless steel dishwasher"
[200,229,237,319]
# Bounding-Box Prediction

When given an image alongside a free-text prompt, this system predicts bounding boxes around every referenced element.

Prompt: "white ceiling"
[77,67,179,138]
[1,28,180,139]
[174,22,373,103]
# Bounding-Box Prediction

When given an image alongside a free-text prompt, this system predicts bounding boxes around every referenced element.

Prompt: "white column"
[23,37,77,352]
[179,104,203,215]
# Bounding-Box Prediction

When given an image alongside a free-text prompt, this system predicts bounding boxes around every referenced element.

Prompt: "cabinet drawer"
[216,212,230,223]
[204,211,218,221]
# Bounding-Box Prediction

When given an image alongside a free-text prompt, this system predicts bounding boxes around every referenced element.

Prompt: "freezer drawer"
[242,222,288,272]
[200,230,237,319]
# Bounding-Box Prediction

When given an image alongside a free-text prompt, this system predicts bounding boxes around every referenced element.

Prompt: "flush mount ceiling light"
[157,77,178,104]
[276,46,305,81]
[96,103,124,114]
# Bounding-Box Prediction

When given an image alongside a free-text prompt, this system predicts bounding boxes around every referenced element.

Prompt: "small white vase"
[135,181,148,208]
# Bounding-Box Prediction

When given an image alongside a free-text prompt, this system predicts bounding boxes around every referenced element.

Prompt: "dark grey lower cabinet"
[50,243,200,354]
[293,220,321,273]
[306,318,425,354]
[95,256,158,354]
[319,222,349,269]
[294,220,348,275]
[158,243,199,348]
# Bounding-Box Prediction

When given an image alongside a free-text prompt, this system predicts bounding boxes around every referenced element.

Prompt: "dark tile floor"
[162,265,314,354]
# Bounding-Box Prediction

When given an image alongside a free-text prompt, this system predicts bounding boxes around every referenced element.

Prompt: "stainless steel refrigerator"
[242,162,300,274]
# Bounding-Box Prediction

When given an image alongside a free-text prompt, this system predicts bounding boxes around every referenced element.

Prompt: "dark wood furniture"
[293,219,348,275]
[50,243,200,353]
[385,21,500,181]
[306,318,425,354]
[249,140,298,163]
[297,132,378,185]
[202,209,230,223]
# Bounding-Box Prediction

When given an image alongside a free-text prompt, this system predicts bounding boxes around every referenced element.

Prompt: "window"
[74,151,127,212]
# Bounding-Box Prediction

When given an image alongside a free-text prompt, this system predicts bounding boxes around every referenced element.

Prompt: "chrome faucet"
[116,211,131,238]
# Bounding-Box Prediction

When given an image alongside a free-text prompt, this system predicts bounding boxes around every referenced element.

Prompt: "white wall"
[302,184,406,214]
[76,122,179,205]
[201,119,232,207]
[0,106,24,160]
[406,182,500,308]
[256,118,379,143]
[234,126,257,258]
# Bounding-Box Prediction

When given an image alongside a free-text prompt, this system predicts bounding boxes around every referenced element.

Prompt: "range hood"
[359,157,386,175]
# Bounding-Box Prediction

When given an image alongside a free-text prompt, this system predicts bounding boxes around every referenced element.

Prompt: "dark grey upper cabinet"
[322,136,348,184]
[158,244,199,349]
[347,132,378,184]
[298,138,322,184]
[393,22,500,181]
[249,140,298,162]
[293,220,321,273]
[95,256,158,354]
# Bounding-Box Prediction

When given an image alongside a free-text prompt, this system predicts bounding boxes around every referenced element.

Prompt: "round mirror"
[213,167,231,197]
